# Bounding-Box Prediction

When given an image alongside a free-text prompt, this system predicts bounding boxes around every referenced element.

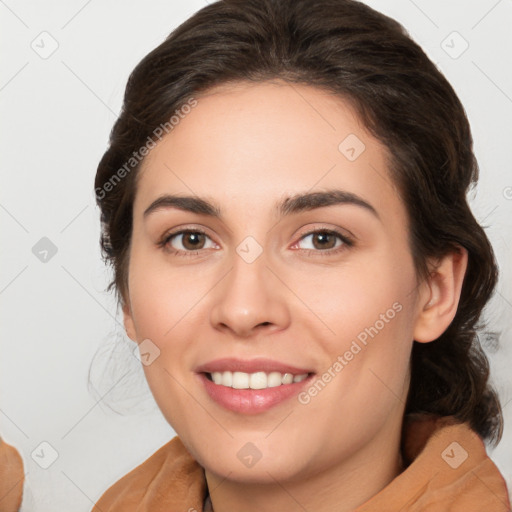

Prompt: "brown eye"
[160,229,218,255]
[179,232,206,250]
[293,228,354,256]
[298,230,344,251]
[310,231,338,250]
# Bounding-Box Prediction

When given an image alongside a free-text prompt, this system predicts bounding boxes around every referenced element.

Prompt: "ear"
[413,246,468,343]
[122,297,137,342]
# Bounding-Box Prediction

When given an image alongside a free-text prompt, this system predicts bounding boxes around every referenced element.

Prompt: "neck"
[205,416,404,512]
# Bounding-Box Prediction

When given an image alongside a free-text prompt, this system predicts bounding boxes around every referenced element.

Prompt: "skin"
[122,80,468,512]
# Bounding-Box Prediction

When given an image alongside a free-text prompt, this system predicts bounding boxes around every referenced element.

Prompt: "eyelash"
[157,227,354,258]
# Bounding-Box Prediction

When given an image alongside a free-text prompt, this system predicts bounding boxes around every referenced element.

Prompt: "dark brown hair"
[95,0,503,443]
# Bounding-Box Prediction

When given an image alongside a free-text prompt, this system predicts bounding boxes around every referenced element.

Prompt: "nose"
[209,251,291,338]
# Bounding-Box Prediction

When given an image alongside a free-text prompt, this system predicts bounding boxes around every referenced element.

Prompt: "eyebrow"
[143,189,380,220]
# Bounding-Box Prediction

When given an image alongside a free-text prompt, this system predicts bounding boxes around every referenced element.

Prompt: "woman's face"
[123,81,428,484]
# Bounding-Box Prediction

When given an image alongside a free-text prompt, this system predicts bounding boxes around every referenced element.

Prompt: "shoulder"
[92,436,206,512]
[358,415,511,511]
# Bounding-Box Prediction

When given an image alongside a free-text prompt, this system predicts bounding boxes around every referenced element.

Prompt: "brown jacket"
[0,438,24,512]
[92,415,511,511]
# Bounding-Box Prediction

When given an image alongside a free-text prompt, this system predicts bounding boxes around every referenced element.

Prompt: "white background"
[1,0,511,510]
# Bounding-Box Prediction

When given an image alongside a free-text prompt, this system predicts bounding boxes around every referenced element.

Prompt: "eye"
[158,228,218,256]
[157,226,354,258]
[292,228,353,255]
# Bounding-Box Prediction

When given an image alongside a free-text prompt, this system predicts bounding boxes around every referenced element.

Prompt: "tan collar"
[355,415,511,511]
[93,415,511,512]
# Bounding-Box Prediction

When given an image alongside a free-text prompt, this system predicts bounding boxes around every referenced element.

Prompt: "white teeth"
[282,373,293,385]
[267,371,282,388]
[207,371,309,389]
[232,371,250,389]
[222,371,232,387]
[249,372,267,390]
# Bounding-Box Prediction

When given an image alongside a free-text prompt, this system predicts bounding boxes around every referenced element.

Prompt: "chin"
[200,451,305,484]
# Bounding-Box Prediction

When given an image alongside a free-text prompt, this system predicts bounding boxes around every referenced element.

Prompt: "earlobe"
[122,298,137,342]
[413,247,468,343]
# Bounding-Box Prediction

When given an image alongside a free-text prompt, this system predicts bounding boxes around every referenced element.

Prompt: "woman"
[92,0,511,510]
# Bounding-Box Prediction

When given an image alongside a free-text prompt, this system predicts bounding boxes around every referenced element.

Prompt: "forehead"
[135,80,403,223]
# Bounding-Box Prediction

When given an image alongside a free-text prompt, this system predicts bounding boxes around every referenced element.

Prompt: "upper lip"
[196,357,314,375]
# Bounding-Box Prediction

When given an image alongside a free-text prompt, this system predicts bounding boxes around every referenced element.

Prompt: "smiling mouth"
[204,370,311,389]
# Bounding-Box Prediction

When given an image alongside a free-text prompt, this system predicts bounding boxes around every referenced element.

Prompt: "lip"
[196,358,315,414]
[196,357,313,375]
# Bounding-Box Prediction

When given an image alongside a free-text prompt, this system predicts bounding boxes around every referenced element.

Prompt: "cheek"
[296,248,416,342]
[126,246,214,341]
[304,251,417,398]
[125,247,216,410]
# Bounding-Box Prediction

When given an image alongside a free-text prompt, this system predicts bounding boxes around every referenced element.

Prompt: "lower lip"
[199,373,313,414]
